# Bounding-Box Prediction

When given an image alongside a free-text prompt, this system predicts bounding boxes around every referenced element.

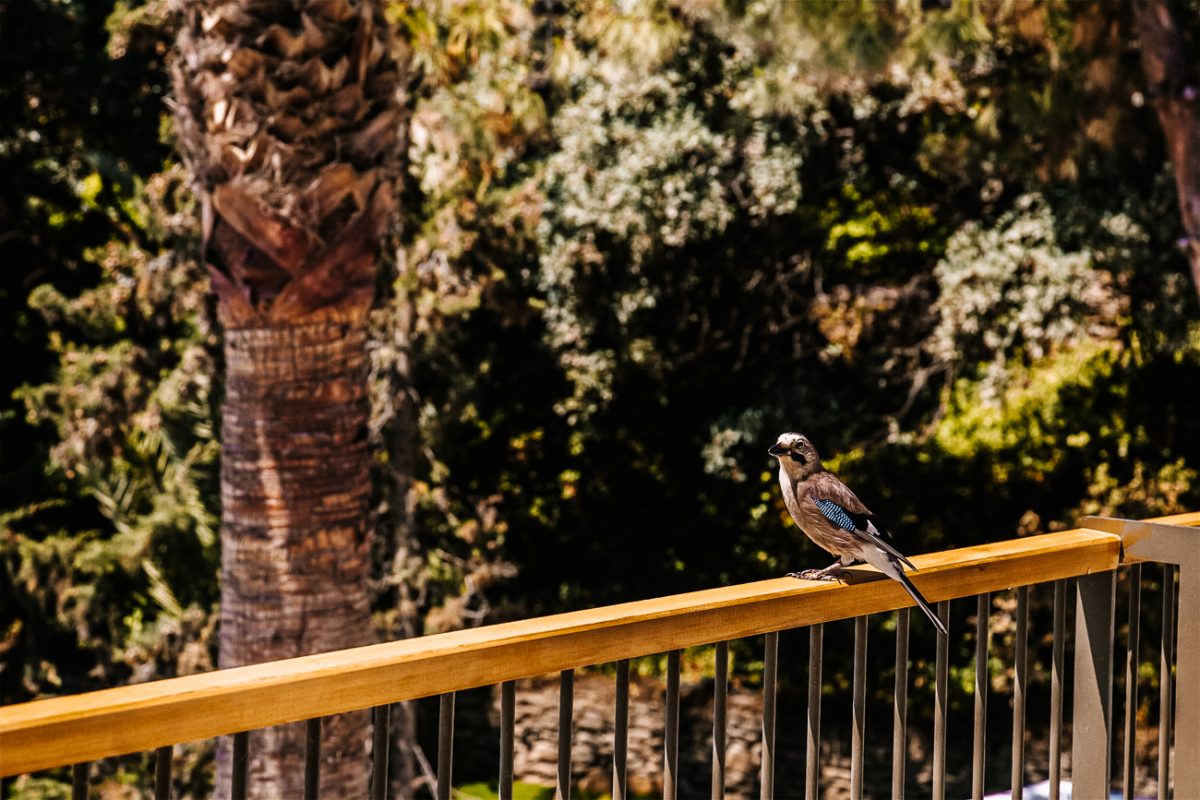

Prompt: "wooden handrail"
[3,511,1197,778]
[0,527,1125,776]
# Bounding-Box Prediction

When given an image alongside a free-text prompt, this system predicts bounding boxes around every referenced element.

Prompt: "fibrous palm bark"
[171,0,403,796]
[1132,0,1200,305]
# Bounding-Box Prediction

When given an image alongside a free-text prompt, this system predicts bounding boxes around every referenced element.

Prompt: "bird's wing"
[808,473,916,570]
[807,472,872,516]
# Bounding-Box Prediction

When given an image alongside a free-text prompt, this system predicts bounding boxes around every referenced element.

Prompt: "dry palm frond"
[172,0,407,327]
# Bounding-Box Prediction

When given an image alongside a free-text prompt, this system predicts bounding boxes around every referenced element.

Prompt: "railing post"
[1081,515,1200,799]
[1072,570,1116,798]
[1177,560,1199,799]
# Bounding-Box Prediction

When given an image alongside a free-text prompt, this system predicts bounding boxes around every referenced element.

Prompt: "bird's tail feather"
[894,568,948,636]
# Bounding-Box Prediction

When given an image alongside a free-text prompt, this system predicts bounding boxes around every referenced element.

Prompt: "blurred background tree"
[2,0,1198,797]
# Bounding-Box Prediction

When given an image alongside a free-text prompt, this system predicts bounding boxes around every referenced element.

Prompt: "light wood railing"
[2,511,1197,799]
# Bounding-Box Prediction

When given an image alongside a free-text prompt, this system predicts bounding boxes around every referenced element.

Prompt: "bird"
[768,431,948,635]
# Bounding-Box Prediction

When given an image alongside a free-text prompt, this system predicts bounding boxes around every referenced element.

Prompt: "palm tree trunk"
[217,322,373,797]
[170,0,404,793]
[1132,0,1200,304]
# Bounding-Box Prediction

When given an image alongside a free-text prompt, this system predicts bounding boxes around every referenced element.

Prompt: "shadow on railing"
[1,512,1197,799]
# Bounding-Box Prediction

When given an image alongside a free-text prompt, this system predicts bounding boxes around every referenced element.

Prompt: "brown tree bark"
[220,323,373,796]
[1132,0,1200,304]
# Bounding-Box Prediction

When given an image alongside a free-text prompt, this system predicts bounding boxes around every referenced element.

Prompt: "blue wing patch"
[814,498,859,532]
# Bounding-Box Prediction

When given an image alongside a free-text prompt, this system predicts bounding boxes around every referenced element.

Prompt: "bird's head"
[768,432,822,477]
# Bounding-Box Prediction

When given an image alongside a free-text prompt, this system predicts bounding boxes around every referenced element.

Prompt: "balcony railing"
[2,511,1197,799]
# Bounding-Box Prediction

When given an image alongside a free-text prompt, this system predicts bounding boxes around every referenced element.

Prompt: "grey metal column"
[557,670,574,800]
[761,632,778,800]
[1123,565,1142,800]
[231,731,249,800]
[664,650,681,800]
[851,617,868,800]
[1081,515,1199,798]
[1050,580,1067,800]
[973,593,991,800]
[1072,570,1116,798]
[713,642,728,800]
[805,624,823,800]
[437,694,454,800]
[371,705,390,800]
[1161,566,1176,800]
[932,602,949,800]
[893,608,910,800]
[1176,559,1198,799]
[500,681,515,800]
[614,660,629,800]
[1012,586,1029,800]
[72,762,89,800]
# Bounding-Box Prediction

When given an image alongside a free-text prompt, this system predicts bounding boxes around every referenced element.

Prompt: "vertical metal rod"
[851,616,868,800]
[805,624,823,800]
[437,694,454,800]
[1011,586,1029,800]
[304,717,321,800]
[713,641,728,800]
[1174,559,1199,799]
[973,593,990,800]
[500,681,515,800]
[892,608,910,800]
[931,599,950,800]
[1072,571,1117,800]
[933,601,950,800]
[557,669,574,800]
[761,631,779,800]
[1050,580,1067,800]
[72,762,89,800]
[231,731,249,800]
[372,705,390,800]
[664,650,681,800]
[1124,564,1142,800]
[1160,564,1176,800]
[154,745,172,800]
[614,660,629,800]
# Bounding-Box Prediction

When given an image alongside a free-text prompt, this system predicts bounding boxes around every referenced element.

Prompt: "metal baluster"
[372,705,390,800]
[1072,571,1116,800]
[893,608,910,800]
[761,631,778,800]
[304,718,321,800]
[614,661,629,800]
[231,731,249,800]
[500,681,515,800]
[154,745,172,800]
[1012,586,1029,800]
[713,641,728,800]
[1160,565,1176,800]
[437,694,454,800]
[851,616,868,800]
[558,669,574,800]
[1124,565,1142,800]
[72,762,88,800]
[806,624,823,800]
[1050,580,1067,800]
[933,601,950,800]
[664,650,681,800]
[973,593,990,800]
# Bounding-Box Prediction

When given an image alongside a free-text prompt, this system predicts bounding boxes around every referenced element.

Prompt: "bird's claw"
[787,568,841,582]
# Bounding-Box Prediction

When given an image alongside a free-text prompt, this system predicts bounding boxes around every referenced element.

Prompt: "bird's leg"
[787,559,846,582]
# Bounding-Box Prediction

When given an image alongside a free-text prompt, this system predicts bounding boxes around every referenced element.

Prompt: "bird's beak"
[768,444,784,457]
